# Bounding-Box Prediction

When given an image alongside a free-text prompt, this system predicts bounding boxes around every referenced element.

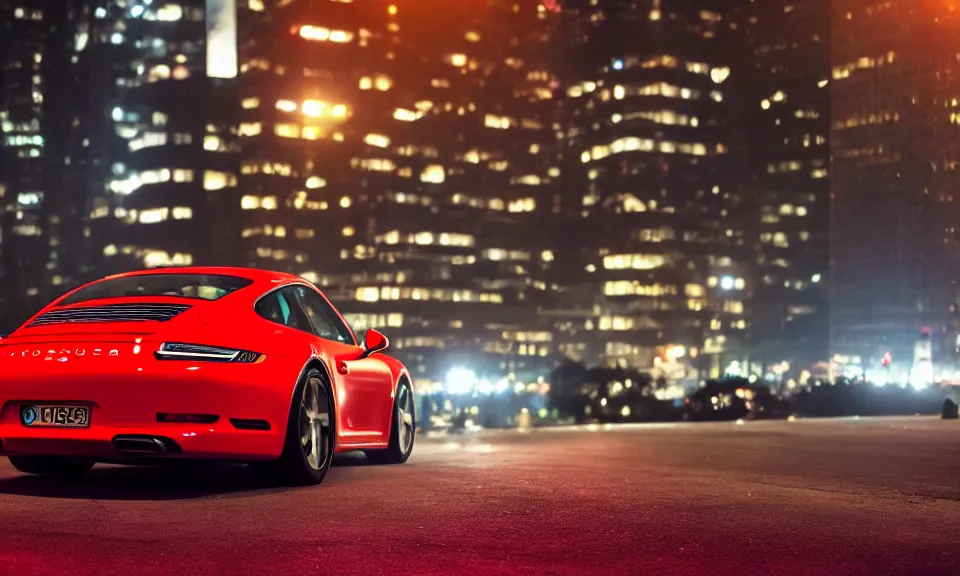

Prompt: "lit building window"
[298,25,354,43]
[238,122,262,136]
[359,75,393,91]
[156,4,183,21]
[354,158,396,172]
[420,165,445,183]
[484,114,513,129]
[710,67,730,84]
[603,254,667,270]
[275,124,300,138]
[203,135,223,151]
[394,108,423,122]
[139,208,169,224]
[204,171,236,191]
[364,133,390,148]
[356,287,380,302]
[508,198,536,212]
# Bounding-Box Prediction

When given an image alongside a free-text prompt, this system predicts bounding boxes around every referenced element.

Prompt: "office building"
[740,0,830,376]
[93,0,242,274]
[550,0,744,379]
[0,0,98,324]
[236,0,559,384]
[829,0,960,381]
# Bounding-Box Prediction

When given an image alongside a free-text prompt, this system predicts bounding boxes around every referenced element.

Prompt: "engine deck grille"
[29,304,192,327]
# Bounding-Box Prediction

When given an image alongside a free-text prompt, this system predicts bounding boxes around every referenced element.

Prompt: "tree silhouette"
[547,360,590,422]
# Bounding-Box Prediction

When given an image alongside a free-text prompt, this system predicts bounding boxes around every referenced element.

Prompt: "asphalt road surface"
[0,416,958,576]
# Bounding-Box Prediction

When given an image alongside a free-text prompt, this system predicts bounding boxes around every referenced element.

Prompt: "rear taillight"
[155,342,263,363]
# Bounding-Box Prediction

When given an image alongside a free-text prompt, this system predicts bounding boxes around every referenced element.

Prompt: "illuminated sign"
[206,0,238,79]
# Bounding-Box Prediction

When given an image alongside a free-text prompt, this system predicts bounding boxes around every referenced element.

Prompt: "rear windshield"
[58,274,253,306]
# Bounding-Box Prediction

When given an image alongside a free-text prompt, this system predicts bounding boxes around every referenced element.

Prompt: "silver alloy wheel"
[397,383,415,454]
[300,376,331,470]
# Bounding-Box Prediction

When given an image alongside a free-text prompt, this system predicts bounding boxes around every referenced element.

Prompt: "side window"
[255,289,311,332]
[292,286,354,344]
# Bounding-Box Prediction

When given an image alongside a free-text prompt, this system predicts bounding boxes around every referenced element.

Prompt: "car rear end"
[0,274,298,463]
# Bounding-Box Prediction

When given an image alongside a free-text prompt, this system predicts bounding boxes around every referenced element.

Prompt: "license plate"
[20,405,90,428]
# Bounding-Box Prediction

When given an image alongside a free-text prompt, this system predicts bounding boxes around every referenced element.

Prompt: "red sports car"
[0,267,416,485]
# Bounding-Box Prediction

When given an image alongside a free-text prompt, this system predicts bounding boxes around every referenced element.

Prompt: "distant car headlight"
[155,342,262,363]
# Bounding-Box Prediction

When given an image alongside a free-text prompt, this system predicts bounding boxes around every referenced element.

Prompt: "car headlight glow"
[155,342,262,363]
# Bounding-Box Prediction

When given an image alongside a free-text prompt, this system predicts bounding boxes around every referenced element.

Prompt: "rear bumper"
[0,422,282,461]
[0,352,299,461]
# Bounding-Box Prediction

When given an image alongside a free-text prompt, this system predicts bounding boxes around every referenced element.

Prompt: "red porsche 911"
[0,267,416,485]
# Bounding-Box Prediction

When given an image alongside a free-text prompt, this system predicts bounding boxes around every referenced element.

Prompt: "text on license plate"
[20,405,90,428]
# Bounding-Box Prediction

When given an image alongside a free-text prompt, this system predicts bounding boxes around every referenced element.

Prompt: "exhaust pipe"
[112,436,178,454]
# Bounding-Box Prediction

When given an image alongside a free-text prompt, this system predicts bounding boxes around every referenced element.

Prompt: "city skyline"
[1,0,956,386]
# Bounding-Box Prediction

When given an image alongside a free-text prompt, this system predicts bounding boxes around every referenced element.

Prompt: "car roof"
[99,266,301,283]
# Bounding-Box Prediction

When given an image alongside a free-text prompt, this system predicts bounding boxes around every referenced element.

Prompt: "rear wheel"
[365,379,415,465]
[251,368,335,486]
[8,455,95,478]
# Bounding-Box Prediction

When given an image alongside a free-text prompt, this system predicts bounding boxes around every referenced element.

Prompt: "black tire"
[8,455,95,478]
[365,379,415,465]
[250,368,335,486]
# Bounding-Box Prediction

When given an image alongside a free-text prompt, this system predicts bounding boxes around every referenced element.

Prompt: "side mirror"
[361,329,389,358]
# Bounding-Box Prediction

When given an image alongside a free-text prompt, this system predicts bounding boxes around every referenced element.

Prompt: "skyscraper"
[830,0,960,379]
[236,0,559,384]
[0,0,95,325]
[740,0,830,375]
[93,0,241,275]
[551,0,744,378]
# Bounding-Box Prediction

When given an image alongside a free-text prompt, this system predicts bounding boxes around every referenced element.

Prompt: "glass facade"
[236,0,558,383]
[0,0,93,316]
[829,0,960,376]
[550,0,743,378]
[740,0,830,374]
[92,0,240,274]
